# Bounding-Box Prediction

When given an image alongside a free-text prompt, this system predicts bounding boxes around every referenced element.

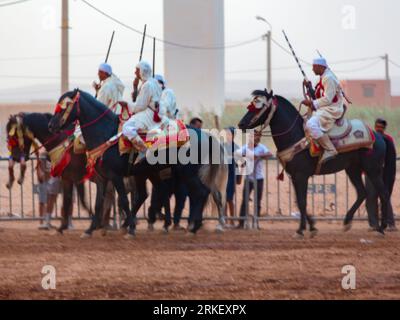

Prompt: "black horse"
[6,113,91,233]
[48,90,227,238]
[238,90,393,237]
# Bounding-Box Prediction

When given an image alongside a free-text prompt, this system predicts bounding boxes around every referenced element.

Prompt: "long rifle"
[152,37,156,77]
[105,30,115,63]
[282,30,315,99]
[139,24,147,62]
[95,30,116,98]
[132,24,147,102]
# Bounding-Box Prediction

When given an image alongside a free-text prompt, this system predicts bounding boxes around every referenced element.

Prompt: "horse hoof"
[119,227,128,236]
[293,231,304,240]
[186,231,196,237]
[124,233,135,240]
[343,223,352,233]
[163,228,169,234]
[17,179,23,185]
[215,224,225,234]
[80,232,92,239]
[148,224,155,232]
[310,228,319,239]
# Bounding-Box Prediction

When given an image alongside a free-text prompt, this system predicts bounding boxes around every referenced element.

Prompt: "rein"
[259,99,305,138]
[32,91,115,156]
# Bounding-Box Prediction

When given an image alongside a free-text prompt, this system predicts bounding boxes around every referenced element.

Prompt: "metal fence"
[0,157,399,226]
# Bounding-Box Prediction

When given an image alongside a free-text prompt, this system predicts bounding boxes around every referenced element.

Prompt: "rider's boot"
[317,134,338,165]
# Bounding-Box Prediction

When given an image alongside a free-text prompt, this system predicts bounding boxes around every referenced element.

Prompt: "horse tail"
[75,182,93,217]
[198,134,229,221]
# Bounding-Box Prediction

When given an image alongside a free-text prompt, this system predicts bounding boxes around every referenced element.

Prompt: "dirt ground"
[0,220,399,300]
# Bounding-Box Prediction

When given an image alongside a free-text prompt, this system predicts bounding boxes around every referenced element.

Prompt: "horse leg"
[75,182,93,217]
[17,159,27,185]
[292,175,315,237]
[186,174,210,234]
[158,179,173,233]
[343,167,367,231]
[58,180,73,234]
[6,160,15,189]
[82,181,107,238]
[212,190,226,233]
[364,173,391,234]
[111,176,134,239]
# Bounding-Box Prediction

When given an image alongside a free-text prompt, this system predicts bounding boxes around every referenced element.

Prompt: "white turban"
[154,74,166,85]
[136,61,152,81]
[313,57,328,68]
[99,63,112,75]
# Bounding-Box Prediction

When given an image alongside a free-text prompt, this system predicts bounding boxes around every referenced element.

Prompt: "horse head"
[6,114,33,162]
[238,89,276,130]
[49,89,80,134]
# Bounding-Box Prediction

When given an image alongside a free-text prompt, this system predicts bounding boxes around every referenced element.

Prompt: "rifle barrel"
[282,30,307,80]
[105,30,115,63]
[152,37,156,77]
[139,24,147,62]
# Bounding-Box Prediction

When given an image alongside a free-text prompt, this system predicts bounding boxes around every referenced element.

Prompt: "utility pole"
[382,53,391,107]
[266,30,272,91]
[61,0,69,94]
[256,16,272,91]
[383,53,390,80]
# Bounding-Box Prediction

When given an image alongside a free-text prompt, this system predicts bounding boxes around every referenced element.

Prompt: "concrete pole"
[266,30,272,91]
[383,53,391,107]
[384,53,390,81]
[61,0,69,94]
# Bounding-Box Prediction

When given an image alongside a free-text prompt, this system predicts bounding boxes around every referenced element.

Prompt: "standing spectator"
[189,117,203,129]
[172,117,203,230]
[224,127,239,227]
[37,152,61,230]
[366,118,397,232]
[37,152,50,229]
[235,132,272,229]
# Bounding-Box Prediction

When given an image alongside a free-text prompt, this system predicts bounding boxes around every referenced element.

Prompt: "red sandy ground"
[0,221,399,300]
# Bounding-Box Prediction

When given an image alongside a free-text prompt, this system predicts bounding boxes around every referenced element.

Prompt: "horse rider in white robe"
[154,74,180,120]
[301,57,345,165]
[76,63,125,142]
[93,63,125,115]
[121,61,163,152]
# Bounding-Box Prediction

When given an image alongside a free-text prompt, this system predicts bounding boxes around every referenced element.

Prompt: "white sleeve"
[234,145,246,158]
[254,145,270,157]
[97,84,113,108]
[314,76,337,108]
[130,83,152,113]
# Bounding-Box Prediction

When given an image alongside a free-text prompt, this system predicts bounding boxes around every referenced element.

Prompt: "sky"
[0,0,400,101]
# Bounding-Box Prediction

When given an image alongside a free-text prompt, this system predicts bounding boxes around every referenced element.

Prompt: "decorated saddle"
[278,118,375,167]
[309,119,375,157]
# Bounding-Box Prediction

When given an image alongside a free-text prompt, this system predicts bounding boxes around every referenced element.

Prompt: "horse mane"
[78,90,118,123]
[275,95,302,119]
[23,113,53,130]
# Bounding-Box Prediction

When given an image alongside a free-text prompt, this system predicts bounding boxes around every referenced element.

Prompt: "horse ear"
[269,90,274,98]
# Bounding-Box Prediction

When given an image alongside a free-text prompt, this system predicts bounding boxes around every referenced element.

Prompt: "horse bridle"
[250,96,306,138]
[55,91,81,128]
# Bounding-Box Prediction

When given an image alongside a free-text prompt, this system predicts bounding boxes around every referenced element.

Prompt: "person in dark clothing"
[172,120,203,230]
[224,127,239,227]
[366,118,397,232]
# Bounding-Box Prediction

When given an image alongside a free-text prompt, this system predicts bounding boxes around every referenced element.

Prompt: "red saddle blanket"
[119,119,190,155]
